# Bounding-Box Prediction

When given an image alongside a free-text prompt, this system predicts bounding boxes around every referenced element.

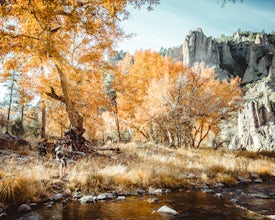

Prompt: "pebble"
[202,189,214,193]
[214,193,222,198]
[148,198,159,203]
[254,179,263,183]
[117,196,126,201]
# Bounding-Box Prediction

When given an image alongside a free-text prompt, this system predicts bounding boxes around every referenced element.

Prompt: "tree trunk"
[21,105,24,123]
[114,103,121,142]
[46,62,87,150]
[41,101,46,139]
[6,75,15,133]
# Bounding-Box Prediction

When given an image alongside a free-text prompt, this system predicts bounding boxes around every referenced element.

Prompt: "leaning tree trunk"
[46,63,87,151]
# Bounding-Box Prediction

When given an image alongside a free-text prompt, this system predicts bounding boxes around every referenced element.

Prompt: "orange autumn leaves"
[113,51,241,147]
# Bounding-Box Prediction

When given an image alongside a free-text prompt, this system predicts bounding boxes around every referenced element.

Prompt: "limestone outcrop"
[182,28,231,80]
[166,29,275,83]
[229,60,275,151]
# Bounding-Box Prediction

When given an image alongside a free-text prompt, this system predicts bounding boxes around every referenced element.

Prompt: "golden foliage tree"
[0,0,159,147]
[115,51,241,147]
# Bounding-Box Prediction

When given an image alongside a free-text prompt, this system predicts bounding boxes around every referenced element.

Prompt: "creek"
[9,182,275,220]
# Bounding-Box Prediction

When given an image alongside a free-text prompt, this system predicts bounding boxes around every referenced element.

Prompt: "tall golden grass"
[0,142,274,203]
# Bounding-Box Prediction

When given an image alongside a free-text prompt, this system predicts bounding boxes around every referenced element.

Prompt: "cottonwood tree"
[114,50,185,140]
[116,51,241,147]
[0,0,159,149]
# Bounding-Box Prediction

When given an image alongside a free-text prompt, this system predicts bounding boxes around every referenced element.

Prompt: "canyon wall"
[166,29,275,151]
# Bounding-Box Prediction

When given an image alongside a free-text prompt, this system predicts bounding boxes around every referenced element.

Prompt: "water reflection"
[12,182,275,220]
[36,191,243,220]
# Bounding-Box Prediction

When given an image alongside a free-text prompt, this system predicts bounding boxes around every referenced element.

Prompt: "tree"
[114,50,187,140]
[115,51,241,147]
[0,55,21,133]
[215,0,243,7]
[0,0,159,149]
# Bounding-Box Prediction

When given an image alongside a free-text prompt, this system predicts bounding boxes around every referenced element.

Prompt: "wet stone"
[17,211,42,220]
[117,196,126,201]
[230,199,238,203]
[249,193,269,199]
[214,183,224,188]
[53,193,63,201]
[96,193,114,200]
[80,195,96,204]
[73,191,83,199]
[148,198,159,203]
[157,205,178,215]
[202,189,214,194]
[237,176,251,183]
[46,204,54,209]
[254,179,263,183]
[135,189,145,195]
[214,193,222,198]
[0,212,7,219]
[154,189,162,194]
[18,204,31,213]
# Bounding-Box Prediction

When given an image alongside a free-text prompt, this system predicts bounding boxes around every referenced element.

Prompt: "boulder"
[80,195,96,204]
[96,193,114,200]
[53,193,63,201]
[17,211,42,220]
[157,205,178,215]
[17,204,31,213]
[0,212,7,219]
[254,179,263,183]
[135,189,145,195]
[116,196,126,201]
[153,189,162,194]
[73,191,83,199]
[237,176,251,184]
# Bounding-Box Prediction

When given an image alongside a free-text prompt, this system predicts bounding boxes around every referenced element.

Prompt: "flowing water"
[9,182,275,220]
[32,192,243,220]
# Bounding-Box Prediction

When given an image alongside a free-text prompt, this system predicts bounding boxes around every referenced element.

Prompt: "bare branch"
[46,87,65,103]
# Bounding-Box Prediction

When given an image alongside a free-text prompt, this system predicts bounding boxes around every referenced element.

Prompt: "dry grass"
[0,142,274,204]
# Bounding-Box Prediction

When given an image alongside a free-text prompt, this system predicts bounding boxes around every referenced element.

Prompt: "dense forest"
[0,1,241,151]
[0,1,274,219]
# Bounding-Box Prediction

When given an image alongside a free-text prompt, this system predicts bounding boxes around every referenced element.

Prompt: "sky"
[117,0,275,53]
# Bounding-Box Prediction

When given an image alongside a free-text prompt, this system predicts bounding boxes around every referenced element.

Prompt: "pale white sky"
[117,0,275,53]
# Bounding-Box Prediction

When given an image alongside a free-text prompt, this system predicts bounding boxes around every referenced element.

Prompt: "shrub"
[216,174,237,186]
[0,175,30,204]
[258,167,273,179]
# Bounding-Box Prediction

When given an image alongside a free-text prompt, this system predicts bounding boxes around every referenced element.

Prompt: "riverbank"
[0,142,274,218]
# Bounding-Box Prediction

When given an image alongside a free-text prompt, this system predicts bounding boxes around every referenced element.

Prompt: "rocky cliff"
[165,28,275,83]
[229,65,275,151]
[164,29,275,151]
